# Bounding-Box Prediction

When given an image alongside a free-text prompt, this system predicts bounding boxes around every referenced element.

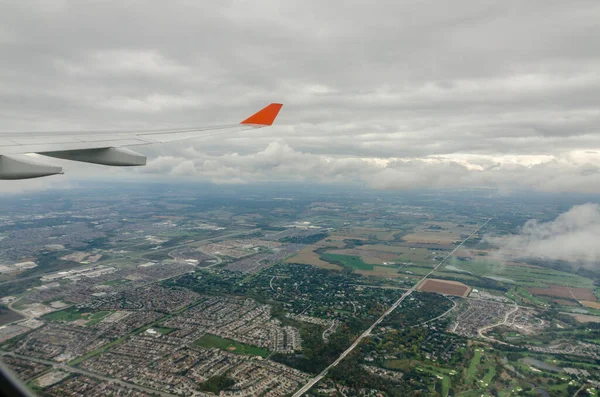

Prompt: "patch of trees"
[343,239,367,248]
[329,354,413,397]
[279,233,328,245]
[198,375,235,393]
[272,324,358,374]
[382,293,453,328]
[0,277,42,297]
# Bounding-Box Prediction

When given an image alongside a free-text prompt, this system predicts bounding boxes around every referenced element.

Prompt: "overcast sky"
[2,0,600,193]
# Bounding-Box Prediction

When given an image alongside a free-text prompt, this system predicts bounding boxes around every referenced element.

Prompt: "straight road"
[292,218,492,397]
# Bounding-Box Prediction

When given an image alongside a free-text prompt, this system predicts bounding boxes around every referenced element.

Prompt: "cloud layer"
[138,142,600,194]
[486,203,600,267]
[1,1,600,192]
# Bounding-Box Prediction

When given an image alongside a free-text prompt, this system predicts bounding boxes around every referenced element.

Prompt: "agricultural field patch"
[333,227,398,242]
[445,258,594,288]
[568,314,600,323]
[527,286,596,301]
[320,253,373,270]
[418,279,471,297]
[581,301,600,309]
[401,266,435,276]
[356,266,403,279]
[286,245,342,270]
[325,249,398,264]
[553,298,579,307]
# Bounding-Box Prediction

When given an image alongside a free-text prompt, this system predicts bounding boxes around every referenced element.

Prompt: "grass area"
[152,326,176,335]
[356,245,435,265]
[465,348,483,385]
[320,253,374,271]
[506,287,550,307]
[400,266,433,275]
[547,382,573,394]
[430,271,481,282]
[43,307,113,326]
[102,279,130,286]
[383,359,412,371]
[480,367,496,387]
[445,258,594,288]
[43,306,85,322]
[440,375,450,397]
[193,334,270,358]
[85,311,113,326]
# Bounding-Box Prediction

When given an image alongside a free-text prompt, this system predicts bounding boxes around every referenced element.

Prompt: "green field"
[383,359,412,371]
[480,367,496,387]
[43,307,84,322]
[506,287,550,307]
[400,266,433,275]
[85,311,113,326]
[430,271,480,282]
[320,253,374,270]
[152,326,176,335]
[465,348,484,385]
[193,334,270,358]
[444,259,594,288]
[43,307,113,326]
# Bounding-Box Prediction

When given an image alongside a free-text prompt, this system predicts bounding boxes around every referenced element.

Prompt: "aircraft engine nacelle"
[0,155,63,180]
[41,147,147,166]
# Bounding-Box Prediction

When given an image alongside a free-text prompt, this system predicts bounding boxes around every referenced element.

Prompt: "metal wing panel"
[0,103,281,155]
[0,125,259,155]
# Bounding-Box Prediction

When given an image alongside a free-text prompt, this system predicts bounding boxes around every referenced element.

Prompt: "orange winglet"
[240,103,283,126]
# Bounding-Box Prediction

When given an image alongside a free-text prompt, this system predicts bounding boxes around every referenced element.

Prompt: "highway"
[292,218,492,397]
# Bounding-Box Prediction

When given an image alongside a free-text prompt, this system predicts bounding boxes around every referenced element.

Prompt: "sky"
[2,0,600,193]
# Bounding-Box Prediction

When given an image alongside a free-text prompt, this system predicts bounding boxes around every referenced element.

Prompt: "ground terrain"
[0,185,598,396]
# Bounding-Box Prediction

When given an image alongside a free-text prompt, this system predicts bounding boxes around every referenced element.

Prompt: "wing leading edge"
[0,103,283,180]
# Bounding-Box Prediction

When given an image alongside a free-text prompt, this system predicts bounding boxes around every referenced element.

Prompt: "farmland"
[320,253,374,270]
[418,279,471,297]
[286,245,343,270]
[527,285,597,301]
[582,301,600,309]
[443,258,595,288]
[401,222,477,246]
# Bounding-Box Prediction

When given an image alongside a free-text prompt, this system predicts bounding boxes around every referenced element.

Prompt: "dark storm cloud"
[1,0,600,191]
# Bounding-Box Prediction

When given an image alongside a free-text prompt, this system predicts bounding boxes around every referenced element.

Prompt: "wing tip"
[240,103,283,126]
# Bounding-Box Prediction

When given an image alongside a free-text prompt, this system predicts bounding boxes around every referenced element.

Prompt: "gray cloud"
[486,204,600,268]
[1,1,600,191]
[137,141,600,194]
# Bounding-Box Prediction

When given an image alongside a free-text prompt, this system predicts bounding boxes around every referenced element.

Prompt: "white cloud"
[486,204,600,268]
[136,141,600,194]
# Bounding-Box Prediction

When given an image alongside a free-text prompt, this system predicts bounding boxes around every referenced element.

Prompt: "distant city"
[0,183,598,396]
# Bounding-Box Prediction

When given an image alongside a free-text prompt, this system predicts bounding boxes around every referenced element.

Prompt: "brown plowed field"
[581,301,600,309]
[552,298,578,307]
[527,286,596,301]
[417,279,471,297]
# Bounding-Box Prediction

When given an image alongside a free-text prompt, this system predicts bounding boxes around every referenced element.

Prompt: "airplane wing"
[0,103,283,180]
